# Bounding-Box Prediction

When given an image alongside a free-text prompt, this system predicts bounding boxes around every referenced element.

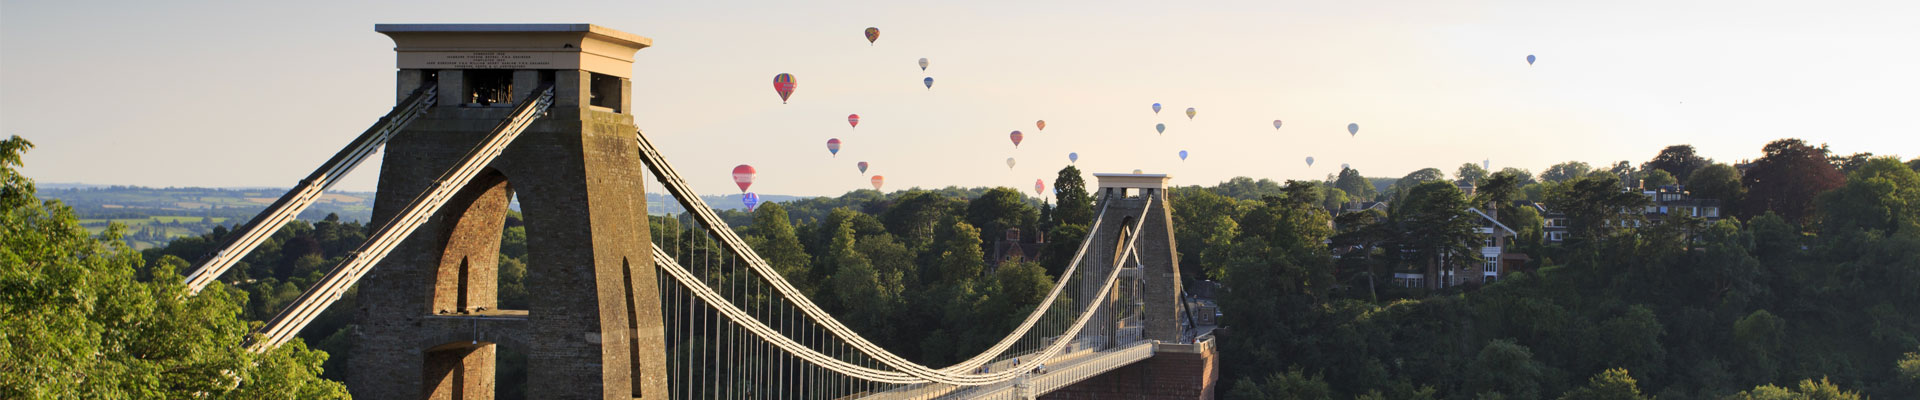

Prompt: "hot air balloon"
[918,58,929,71]
[1526,54,1536,65]
[732,165,756,192]
[1186,107,1197,120]
[1009,131,1024,148]
[1006,157,1017,169]
[1341,163,1351,171]
[870,175,885,190]
[857,161,869,174]
[864,27,880,45]
[1305,157,1315,167]
[923,77,933,90]
[1068,152,1078,163]
[1034,179,1045,196]
[1152,103,1162,114]
[1347,123,1359,137]
[1179,150,1188,161]
[1155,123,1166,135]
[826,138,841,157]
[1273,120,1283,130]
[772,73,796,103]
[1036,120,1046,131]
[848,114,860,129]
[1483,159,1491,169]
[1133,169,1144,174]
[742,192,760,212]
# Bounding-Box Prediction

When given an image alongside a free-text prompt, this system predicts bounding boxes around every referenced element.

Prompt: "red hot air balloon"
[864,27,880,45]
[772,73,796,103]
[826,138,842,157]
[848,114,860,129]
[1034,179,1045,196]
[870,175,885,190]
[732,165,756,192]
[1010,131,1024,148]
[1036,120,1047,131]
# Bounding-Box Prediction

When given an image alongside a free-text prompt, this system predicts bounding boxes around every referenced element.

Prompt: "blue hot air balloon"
[1347,123,1359,137]
[1155,123,1166,135]
[1152,103,1162,114]
[1306,156,1315,167]
[1068,152,1079,163]
[1179,150,1188,161]
[743,192,760,212]
[1526,55,1536,65]
[923,77,934,90]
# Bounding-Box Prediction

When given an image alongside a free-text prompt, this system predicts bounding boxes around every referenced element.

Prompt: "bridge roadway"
[864,331,1214,399]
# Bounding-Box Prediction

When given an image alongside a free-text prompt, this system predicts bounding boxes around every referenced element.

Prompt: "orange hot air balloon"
[1036,120,1047,131]
[732,165,757,192]
[864,27,880,45]
[848,114,860,129]
[772,73,796,103]
[870,175,885,190]
[1010,131,1024,148]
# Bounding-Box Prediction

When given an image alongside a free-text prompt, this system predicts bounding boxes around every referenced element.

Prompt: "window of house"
[464,69,514,106]
[1484,260,1499,273]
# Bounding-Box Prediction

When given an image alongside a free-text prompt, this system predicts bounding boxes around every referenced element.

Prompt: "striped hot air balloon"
[826,138,841,157]
[1010,131,1024,148]
[870,175,885,190]
[848,114,860,129]
[773,73,796,103]
[732,165,756,192]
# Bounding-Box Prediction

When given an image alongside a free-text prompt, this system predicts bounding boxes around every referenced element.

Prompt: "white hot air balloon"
[918,57,929,71]
[1006,157,1017,169]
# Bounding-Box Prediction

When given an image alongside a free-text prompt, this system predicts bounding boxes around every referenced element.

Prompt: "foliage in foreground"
[0,136,348,398]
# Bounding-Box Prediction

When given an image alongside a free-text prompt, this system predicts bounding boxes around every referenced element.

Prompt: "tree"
[1545,174,1649,241]
[1466,339,1546,400]
[1213,177,1287,200]
[1830,152,1875,175]
[1335,167,1379,201]
[1740,138,1845,225]
[750,202,813,283]
[1557,369,1650,400]
[1052,166,1093,227]
[1389,181,1480,289]
[1688,163,1744,204]
[1642,144,1711,184]
[1500,167,1538,185]
[965,187,1038,250]
[929,217,987,284]
[1541,161,1593,183]
[1899,351,1920,383]
[1457,162,1490,186]
[880,191,964,252]
[1226,368,1333,400]
[1816,157,1920,236]
[1733,309,1787,383]
[1171,187,1244,280]
[0,135,347,398]
[1726,377,1862,400]
[1639,169,1676,188]
[1390,168,1448,201]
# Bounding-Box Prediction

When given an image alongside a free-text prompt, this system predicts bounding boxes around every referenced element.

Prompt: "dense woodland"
[6,133,1920,399]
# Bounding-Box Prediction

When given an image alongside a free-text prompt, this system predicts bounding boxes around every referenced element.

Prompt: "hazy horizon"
[5,0,1915,197]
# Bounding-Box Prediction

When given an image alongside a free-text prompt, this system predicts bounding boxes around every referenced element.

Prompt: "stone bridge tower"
[350,24,665,400]
[1083,173,1185,344]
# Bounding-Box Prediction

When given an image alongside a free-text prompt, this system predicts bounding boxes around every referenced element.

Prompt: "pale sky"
[4,0,1916,197]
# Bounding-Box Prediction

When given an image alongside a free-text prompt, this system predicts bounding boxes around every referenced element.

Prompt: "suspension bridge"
[180,24,1216,399]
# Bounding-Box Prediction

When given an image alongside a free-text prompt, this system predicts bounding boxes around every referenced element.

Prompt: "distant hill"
[36,184,814,249]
